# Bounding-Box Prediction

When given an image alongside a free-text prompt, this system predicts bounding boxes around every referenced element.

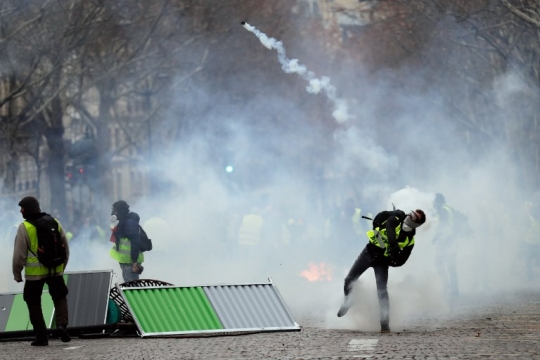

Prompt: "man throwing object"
[337,208,426,333]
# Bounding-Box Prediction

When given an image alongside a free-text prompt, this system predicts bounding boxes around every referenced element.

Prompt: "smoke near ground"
[1,8,537,333]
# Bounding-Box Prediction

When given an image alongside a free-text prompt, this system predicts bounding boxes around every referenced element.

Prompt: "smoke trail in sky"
[242,22,350,123]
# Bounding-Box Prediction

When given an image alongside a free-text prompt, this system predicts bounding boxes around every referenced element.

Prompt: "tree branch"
[500,0,540,27]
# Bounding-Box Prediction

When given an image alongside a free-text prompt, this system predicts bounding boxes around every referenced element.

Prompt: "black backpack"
[27,215,66,271]
[372,211,393,230]
[139,225,153,252]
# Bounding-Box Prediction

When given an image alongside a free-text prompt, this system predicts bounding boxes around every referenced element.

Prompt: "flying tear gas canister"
[241,21,350,124]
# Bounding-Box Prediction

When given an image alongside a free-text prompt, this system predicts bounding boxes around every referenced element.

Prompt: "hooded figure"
[109,200,144,283]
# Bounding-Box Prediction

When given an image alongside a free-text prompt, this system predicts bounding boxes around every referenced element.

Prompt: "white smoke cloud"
[1,13,537,339]
[242,22,350,124]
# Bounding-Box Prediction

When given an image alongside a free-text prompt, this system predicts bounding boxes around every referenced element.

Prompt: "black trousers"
[343,247,389,327]
[23,276,69,342]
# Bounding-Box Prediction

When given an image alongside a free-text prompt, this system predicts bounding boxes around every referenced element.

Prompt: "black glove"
[132,263,144,274]
[388,245,401,264]
[389,245,401,257]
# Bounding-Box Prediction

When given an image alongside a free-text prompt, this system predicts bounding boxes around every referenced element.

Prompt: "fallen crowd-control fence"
[0,271,300,341]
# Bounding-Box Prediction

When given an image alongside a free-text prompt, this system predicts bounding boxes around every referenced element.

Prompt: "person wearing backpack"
[336,208,426,333]
[109,200,146,283]
[12,196,71,346]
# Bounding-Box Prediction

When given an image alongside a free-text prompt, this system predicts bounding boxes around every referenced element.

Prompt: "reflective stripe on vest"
[110,237,144,264]
[23,221,64,276]
[443,205,455,219]
[366,218,415,257]
[373,229,386,248]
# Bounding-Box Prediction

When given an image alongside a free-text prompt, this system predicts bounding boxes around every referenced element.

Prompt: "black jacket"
[366,210,416,267]
[114,212,141,263]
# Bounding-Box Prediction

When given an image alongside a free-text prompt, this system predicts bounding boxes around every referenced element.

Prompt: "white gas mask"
[110,214,118,223]
[402,222,413,232]
[402,212,422,232]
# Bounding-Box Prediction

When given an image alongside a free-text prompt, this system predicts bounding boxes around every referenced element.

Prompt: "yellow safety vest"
[96,226,106,239]
[23,221,65,276]
[442,205,455,218]
[366,217,415,257]
[110,236,144,264]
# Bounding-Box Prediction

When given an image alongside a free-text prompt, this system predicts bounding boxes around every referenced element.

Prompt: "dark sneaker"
[337,296,353,317]
[31,340,48,346]
[380,325,391,333]
[337,306,348,317]
[57,325,71,343]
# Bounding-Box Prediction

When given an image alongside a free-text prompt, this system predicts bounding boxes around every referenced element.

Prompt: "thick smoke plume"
[242,22,350,123]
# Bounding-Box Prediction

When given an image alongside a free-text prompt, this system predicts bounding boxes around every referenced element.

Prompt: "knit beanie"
[18,196,41,214]
[112,200,130,217]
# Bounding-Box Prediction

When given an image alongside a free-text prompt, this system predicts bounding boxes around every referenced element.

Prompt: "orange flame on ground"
[300,262,333,282]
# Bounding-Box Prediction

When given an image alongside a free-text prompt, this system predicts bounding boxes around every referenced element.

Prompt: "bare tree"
[500,0,540,27]
[0,0,360,216]
[333,0,540,190]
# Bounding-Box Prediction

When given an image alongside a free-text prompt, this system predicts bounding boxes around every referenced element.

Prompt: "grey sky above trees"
[0,0,539,218]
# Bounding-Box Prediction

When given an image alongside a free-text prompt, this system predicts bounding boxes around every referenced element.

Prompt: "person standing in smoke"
[109,200,144,283]
[337,208,426,333]
[12,196,71,346]
[432,193,465,297]
[523,200,540,281]
[325,198,366,264]
[327,198,365,242]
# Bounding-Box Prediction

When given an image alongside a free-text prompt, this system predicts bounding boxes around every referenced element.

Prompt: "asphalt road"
[1,290,540,360]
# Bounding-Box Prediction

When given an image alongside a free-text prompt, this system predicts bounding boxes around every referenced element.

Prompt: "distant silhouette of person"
[523,200,540,281]
[432,193,465,297]
[109,200,144,283]
[326,198,366,263]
